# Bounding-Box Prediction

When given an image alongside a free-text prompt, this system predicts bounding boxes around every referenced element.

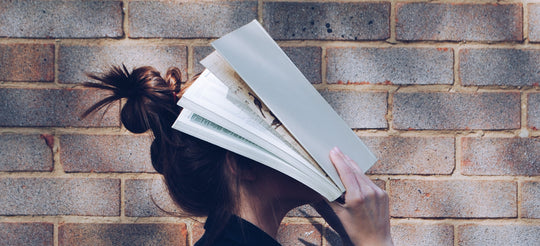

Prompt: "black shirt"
[195,215,281,246]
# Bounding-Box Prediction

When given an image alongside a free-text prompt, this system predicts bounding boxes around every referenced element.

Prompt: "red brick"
[460,49,540,86]
[326,47,453,85]
[396,3,522,41]
[0,88,120,127]
[0,178,120,216]
[0,44,54,82]
[389,180,516,218]
[0,134,53,172]
[263,2,390,40]
[0,222,53,246]
[392,92,521,130]
[58,45,188,84]
[363,136,454,175]
[276,223,322,245]
[0,0,122,38]
[286,205,320,218]
[521,181,540,218]
[191,221,205,244]
[129,1,257,38]
[458,224,540,246]
[125,179,182,217]
[391,223,454,246]
[529,93,540,130]
[528,4,540,42]
[461,137,540,176]
[59,223,187,246]
[60,134,154,173]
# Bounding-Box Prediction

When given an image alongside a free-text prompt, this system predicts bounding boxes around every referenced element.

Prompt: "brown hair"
[82,65,243,244]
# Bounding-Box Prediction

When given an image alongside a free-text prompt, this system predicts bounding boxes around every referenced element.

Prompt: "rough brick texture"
[0,0,122,38]
[521,181,540,218]
[461,137,540,176]
[458,224,540,246]
[0,178,120,216]
[389,180,516,218]
[59,223,187,246]
[528,4,540,42]
[193,46,216,75]
[129,1,257,38]
[319,90,387,129]
[0,134,53,172]
[391,223,454,246]
[60,134,154,173]
[0,222,54,246]
[529,93,540,129]
[0,44,54,82]
[362,136,455,175]
[460,49,540,87]
[263,2,390,40]
[326,47,453,85]
[276,223,322,245]
[0,88,119,127]
[392,92,521,130]
[125,179,182,217]
[396,3,522,41]
[58,45,188,84]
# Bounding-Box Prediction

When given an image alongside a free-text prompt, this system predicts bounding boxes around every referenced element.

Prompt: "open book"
[172,20,377,201]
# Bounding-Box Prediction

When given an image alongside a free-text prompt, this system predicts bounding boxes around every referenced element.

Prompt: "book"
[172,20,377,201]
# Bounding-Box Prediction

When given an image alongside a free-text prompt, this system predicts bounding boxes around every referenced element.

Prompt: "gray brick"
[58,45,188,84]
[392,92,521,130]
[521,181,540,218]
[460,49,540,86]
[458,224,540,246]
[0,0,122,38]
[362,136,455,175]
[319,90,387,129]
[60,135,154,173]
[529,93,540,130]
[390,180,516,218]
[263,2,390,40]
[461,137,540,176]
[0,88,120,127]
[0,222,54,246]
[0,178,120,216]
[0,134,53,172]
[327,47,453,85]
[286,205,320,218]
[392,223,454,246]
[396,3,522,42]
[129,1,257,38]
[193,46,215,75]
[59,223,187,246]
[125,179,182,217]
[528,4,540,42]
[0,44,54,82]
[282,47,322,84]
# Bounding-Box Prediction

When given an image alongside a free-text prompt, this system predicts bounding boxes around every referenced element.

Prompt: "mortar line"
[258,0,263,24]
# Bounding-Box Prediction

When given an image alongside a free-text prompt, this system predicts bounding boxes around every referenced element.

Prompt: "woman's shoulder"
[195,215,281,246]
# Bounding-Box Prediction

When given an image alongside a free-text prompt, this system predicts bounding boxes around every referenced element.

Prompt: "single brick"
[0,44,54,82]
[0,222,54,246]
[286,205,320,218]
[282,47,322,84]
[521,181,540,218]
[129,1,257,38]
[362,136,455,175]
[59,223,187,246]
[60,134,154,173]
[319,90,387,129]
[389,180,516,218]
[263,2,390,40]
[276,223,322,245]
[125,179,182,217]
[0,0,122,38]
[58,45,188,84]
[327,47,453,85]
[460,49,540,86]
[458,224,540,246]
[191,222,205,244]
[0,134,53,172]
[391,223,454,246]
[461,137,540,176]
[0,88,120,127]
[193,46,215,75]
[0,178,120,216]
[528,4,540,42]
[392,92,521,130]
[396,3,522,41]
[529,93,540,130]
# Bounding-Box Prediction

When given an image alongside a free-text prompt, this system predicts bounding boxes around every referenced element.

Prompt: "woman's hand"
[317,147,393,246]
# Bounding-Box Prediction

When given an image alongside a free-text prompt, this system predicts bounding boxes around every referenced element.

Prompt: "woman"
[83,65,393,246]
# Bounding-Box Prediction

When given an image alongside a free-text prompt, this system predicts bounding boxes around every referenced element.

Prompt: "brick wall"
[0,1,538,245]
